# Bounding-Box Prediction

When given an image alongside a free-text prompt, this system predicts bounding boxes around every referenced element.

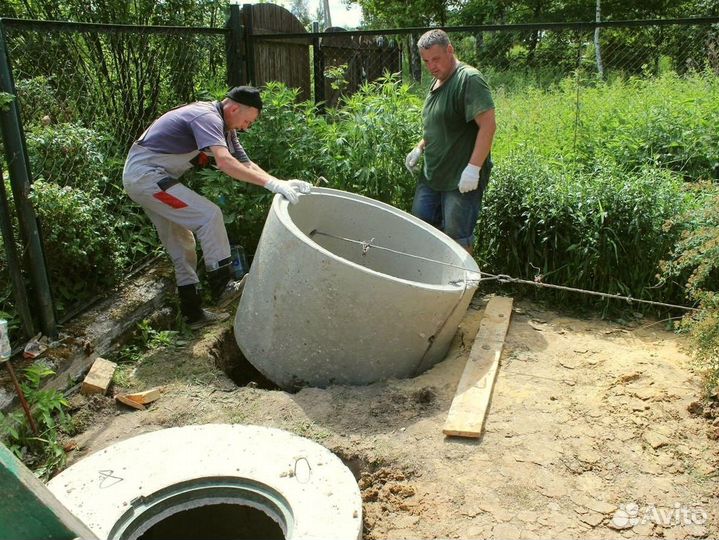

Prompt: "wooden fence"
[234,3,402,105]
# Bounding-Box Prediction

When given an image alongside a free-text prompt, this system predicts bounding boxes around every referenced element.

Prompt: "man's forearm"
[216,154,272,187]
[469,128,494,168]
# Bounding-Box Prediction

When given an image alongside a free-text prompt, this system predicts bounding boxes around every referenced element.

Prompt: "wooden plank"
[115,394,145,410]
[80,357,117,395]
[443,296,514,438]
[122,387,161,405]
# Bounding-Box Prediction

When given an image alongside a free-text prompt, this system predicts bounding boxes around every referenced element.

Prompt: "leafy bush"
[26,123,114,193]
[240,82,330,182]
[322,73,422,207]
[15,76,75,127]
[1,101,155,330]
[661,188,719,390]
[243,76,422,207]
[478,152,691,311]
[29,181,130,313]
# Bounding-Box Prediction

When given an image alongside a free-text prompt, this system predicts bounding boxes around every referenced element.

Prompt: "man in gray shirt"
[123,86,311,328]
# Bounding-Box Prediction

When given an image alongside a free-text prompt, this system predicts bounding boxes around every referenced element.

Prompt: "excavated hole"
[137,503,284,540]
[331,447,382,481]
[211,327,279,390]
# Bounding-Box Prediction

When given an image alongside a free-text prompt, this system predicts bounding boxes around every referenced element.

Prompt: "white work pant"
[123,144,231,287]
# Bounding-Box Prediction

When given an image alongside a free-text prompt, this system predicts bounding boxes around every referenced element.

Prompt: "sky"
[235,0,364,29]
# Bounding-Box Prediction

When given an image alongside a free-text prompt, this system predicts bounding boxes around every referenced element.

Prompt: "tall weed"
[0,364,73,479]
[494,71,719,181]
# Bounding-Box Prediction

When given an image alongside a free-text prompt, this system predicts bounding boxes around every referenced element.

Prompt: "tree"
[348,0,452,28]
[594,0,604,78]
[289,0,311,27]
[322,0,332,27]
[348,0,454,81]
[0,0,231,145]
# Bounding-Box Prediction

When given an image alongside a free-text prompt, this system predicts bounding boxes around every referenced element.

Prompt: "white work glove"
[405,146,423,173]
[288,179,312,194]
[264,178,310,204]
[458,164,481,193]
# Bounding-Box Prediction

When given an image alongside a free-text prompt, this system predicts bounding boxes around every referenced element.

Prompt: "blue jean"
[411,182,486,249]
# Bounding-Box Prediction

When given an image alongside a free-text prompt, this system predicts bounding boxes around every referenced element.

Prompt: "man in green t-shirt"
[405,29,496,254]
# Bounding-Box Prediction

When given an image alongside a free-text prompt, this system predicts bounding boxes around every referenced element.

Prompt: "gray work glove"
[405,146,423,173]
[265,178,311,204]
[458,164,481,193]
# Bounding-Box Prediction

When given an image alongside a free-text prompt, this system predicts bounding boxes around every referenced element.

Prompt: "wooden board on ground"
[122,387,161,405]
[80,357,117,396]
[443,296,514,438]
[115,387,162,411]
[115,394,145,410]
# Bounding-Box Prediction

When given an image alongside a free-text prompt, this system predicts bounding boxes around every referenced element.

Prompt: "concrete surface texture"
[47,424,362,540]
[235,187,479,390]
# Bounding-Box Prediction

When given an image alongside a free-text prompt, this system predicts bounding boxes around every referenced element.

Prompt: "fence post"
[408,33,422,83]
[242,3,256,85]
[226,4,245,87]
[594,0,604,78]
[0,20,57,338]
[312,21,325,109]
[0,164,35,338]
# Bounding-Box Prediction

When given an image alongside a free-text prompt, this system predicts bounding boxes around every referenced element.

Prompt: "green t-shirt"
[421,63,495,191]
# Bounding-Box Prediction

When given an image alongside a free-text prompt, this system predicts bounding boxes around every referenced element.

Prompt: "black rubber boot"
[206,265,232,302]
[177,283,229,329]
[206,264,246,309]
[177,283,204,323]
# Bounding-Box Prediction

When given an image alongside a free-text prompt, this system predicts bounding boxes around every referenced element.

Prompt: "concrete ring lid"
[47,424,362,540]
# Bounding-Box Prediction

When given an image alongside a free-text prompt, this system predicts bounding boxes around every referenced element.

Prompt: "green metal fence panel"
[1,441,98,539]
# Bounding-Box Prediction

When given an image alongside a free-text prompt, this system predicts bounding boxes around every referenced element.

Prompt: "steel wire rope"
[308,230,699,312]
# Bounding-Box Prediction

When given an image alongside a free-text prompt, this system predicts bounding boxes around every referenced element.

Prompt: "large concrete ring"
[47,424,362,540]
[235,187,479,390]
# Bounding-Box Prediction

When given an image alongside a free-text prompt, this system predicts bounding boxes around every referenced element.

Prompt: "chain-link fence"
[5,20,227,186]
[0,19,228,339]
[262,19,719,100]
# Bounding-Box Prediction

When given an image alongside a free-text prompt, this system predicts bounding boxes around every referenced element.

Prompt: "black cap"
[225,86,263,111]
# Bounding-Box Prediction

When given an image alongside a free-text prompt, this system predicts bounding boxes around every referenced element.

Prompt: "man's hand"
[458,164,481,193]
[265,178,310,204]
[287,180,312,194]
[405,146,423,173]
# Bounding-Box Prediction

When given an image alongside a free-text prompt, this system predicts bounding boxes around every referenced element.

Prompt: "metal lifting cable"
[309,230,483,274]
[309,230,699,312]
[478,272,699,312]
